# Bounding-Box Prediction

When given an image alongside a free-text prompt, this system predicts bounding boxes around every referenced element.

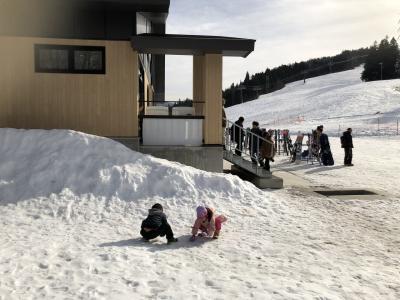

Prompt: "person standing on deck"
[231,116,245,156]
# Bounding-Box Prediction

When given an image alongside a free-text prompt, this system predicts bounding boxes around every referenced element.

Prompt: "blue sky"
[164,0,400,100]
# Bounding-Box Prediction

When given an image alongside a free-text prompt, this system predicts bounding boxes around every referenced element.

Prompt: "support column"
[132,51,139,137]
[203,54,223,145]
[193,55,205,116]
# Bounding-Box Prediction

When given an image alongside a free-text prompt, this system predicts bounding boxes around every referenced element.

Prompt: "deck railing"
[224,118,272,164]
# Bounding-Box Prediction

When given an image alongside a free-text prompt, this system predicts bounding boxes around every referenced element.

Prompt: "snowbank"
[1,129,400,299]
[0,128,261,206]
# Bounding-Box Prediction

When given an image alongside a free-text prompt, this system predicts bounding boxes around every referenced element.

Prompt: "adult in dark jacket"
[140,203,178,244]
[318,125,330,152]
[317,125,334,166]
[231,116,245,156]
[249,121,262,164]
[341,128,354,166]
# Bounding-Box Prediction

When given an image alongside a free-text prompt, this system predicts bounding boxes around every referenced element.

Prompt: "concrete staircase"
[223,150,283,189]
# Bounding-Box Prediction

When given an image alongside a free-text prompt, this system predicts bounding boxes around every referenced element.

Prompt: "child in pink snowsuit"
[190,206,227,240]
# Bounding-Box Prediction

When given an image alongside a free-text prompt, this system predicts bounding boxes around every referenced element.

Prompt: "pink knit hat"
[196,206,208,218]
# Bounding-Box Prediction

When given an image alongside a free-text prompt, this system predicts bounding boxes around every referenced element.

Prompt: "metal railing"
[261,114,400,137]
[224,119,274,172]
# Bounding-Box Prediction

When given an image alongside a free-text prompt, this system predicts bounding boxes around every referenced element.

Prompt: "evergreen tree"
[224,46,369,107]
[362,37,400,81]
[390,38,400,76]
[362,41,380,81]
[244,72,250,84]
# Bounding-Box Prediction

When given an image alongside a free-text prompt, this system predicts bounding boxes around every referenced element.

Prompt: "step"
[230,165,283,189]
[223,151,272,178]
[223,150,283,189]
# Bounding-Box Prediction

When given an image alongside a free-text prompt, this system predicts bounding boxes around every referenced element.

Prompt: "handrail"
[224,118,273,169]
[140,100,206,104]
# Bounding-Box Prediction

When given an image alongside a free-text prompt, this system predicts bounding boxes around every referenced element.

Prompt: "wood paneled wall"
[193,55,204,117]
[0,36,139,137]
[203,54,223,145]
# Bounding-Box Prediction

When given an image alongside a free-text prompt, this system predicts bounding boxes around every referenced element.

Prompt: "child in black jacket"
[140,203,178,244]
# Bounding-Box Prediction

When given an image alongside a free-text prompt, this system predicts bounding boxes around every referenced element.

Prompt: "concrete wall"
[113,137,223,173]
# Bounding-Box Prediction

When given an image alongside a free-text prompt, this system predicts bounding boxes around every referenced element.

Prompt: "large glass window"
[35,44,105,74]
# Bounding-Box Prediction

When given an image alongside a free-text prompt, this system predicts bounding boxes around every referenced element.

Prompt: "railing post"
[378,117,380,134]
[239,126,242,155]
[233,122,236,153]
[257,135,259,163]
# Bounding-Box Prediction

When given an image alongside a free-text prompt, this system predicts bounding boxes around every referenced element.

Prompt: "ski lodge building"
[0,0,255,172]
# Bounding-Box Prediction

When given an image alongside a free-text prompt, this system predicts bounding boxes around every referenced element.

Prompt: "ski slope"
[1,129,400,299]
[226,67,400,136]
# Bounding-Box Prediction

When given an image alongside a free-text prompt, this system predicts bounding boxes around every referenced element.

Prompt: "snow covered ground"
[274,135,400,195]
[1,129,400,299]
[226,67,400,137]
[1,68,400,299]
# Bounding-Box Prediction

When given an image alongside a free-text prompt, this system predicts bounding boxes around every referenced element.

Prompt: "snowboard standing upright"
[321,148,334,166]
[319,132,334,166]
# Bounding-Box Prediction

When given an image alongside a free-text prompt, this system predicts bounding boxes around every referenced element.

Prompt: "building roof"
[86,0,170,13]
[131,34,256,58]
[0,0,169,39]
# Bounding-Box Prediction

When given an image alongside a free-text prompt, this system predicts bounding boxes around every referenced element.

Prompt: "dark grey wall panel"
[0,0,168,40]
[106,11,136,39]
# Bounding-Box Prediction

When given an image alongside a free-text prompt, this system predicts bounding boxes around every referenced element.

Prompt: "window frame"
[34,44,106,74]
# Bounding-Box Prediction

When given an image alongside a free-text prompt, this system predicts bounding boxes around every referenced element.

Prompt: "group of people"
[230,117,276,172]
[140,203,227,244]
[312,125,354,166]
[231,117,354,168]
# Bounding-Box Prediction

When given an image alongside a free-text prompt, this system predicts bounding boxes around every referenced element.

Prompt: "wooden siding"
[203,54,223,145]
[0,36,139,137]
[193,55,204,116]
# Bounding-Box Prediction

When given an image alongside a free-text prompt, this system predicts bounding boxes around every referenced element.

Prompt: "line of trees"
[361,37,400,81]
[224,36,400,108]
[223,48,369,107]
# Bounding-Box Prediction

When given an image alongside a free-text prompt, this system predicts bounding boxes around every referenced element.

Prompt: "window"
[38,48,69,71]
[74,50,103,71]
[35,44,106,74]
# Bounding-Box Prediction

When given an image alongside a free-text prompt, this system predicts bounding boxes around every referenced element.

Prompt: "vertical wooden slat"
[0,36,139,137]
[203,54,223,145]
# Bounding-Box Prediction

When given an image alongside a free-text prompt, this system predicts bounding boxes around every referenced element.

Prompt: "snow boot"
[212,230,220,239]
[167,238,178,244]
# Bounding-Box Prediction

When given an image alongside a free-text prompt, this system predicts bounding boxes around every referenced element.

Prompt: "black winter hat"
[152,203,163,211]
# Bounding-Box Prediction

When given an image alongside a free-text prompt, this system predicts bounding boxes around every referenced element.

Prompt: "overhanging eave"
[131,34,255,57]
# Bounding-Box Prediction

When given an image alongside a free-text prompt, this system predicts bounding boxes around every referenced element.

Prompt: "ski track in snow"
[1,67,400,299]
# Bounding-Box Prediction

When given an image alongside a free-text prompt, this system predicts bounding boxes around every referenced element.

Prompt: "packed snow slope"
[1,129,400,299]
[226,67,400,136]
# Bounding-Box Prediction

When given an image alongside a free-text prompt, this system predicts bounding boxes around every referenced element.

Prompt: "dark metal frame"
[34,44,106,74]
[143,115,204,119]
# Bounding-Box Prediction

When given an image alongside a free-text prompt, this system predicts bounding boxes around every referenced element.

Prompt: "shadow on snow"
[99,234,214,251]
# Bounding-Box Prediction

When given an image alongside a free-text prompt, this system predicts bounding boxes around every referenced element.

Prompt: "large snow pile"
[1,129,400,299]
[0,129,259,205]
[226,67,400,136]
